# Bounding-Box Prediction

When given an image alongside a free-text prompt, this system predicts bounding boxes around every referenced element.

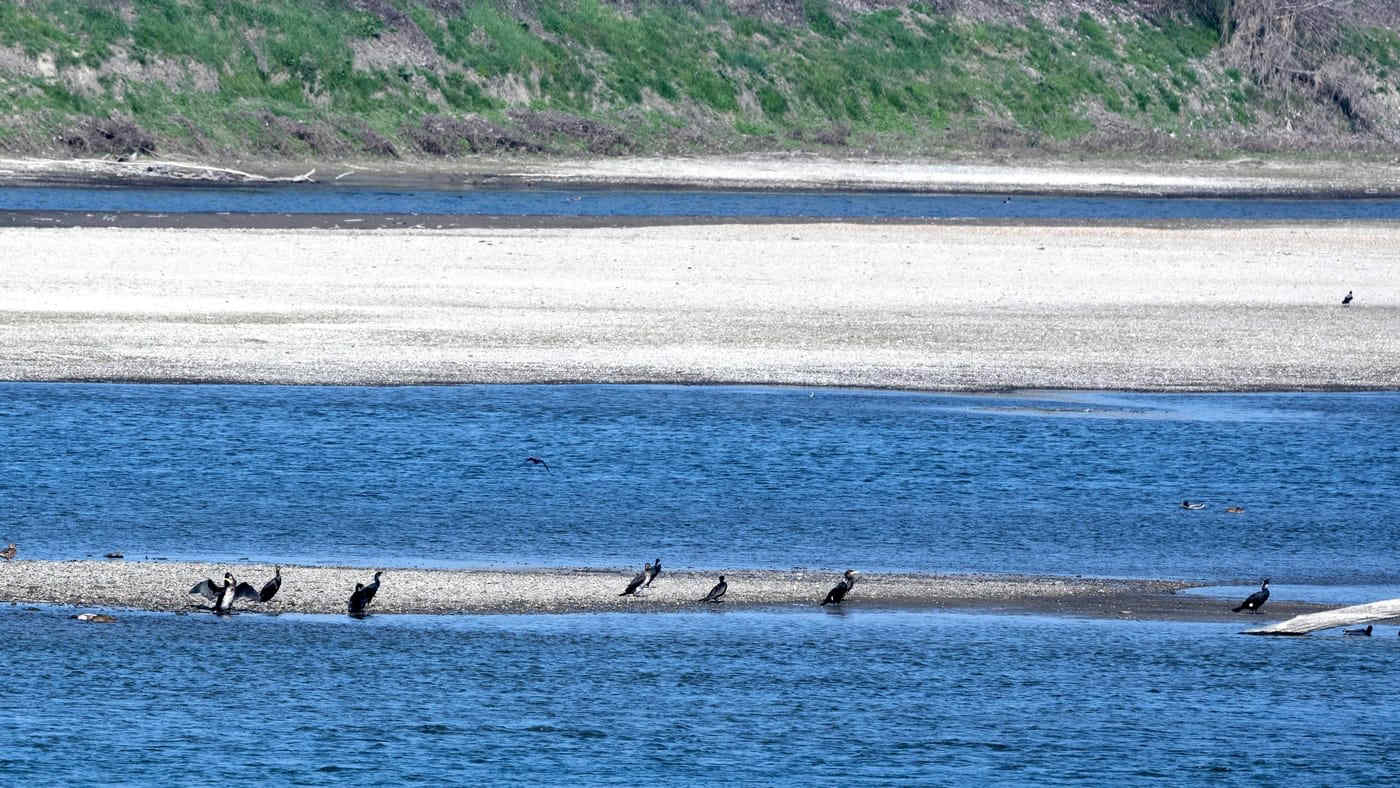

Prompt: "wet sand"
[1,222,1396,390]
[0,560,1331,622]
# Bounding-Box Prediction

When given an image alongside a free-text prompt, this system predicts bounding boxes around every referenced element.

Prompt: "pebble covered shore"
[0,560,1332,622]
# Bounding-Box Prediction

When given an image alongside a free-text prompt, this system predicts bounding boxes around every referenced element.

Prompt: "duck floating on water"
[1181,500,1207,510]
[1344,624,1373,636]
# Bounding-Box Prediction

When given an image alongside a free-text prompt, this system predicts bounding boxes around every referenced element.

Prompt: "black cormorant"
[821,570,859,606]
[620,563,649,596]
[190,572,258,614]
[1342,290,1353,306]
[700,575,727,603]
[259,566,282,602]
[1232,578,1270,613]
[348,582,369,615]
[526,456,550,471]
[0,543,15,560]
[644,558,662,588]
[1344,624,1372,636]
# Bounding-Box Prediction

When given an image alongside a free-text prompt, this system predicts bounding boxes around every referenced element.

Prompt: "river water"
[3,186,1398,784]
[5,183,1400,220]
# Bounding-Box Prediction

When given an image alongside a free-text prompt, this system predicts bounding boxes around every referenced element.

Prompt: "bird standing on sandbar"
[620,563,650,596]
[644,558,662,588]
[820,570,859,606]
[259,566,282,602]
[699,575,728,603]
[1232,578,1270,613]
[0,543,15,560]
[1342,290,1354,306]
[190,572,259,615]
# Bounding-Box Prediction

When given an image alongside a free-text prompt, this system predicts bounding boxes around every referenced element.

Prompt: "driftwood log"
[1243,598,1400,635]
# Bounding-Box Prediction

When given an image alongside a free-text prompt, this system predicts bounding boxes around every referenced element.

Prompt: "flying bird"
[1232,578,1270,614]
[259,566,282,602]
[1342,290,1353,306]
[699,575,728,603]
[525,456,550,471]
[820,570,860,606]
[0,543,15,560]
[620,563,650,596]
[644,558,662,588]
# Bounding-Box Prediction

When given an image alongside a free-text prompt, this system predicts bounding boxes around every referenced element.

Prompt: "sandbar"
[0,559,1331,621]
[0,222,1396,390]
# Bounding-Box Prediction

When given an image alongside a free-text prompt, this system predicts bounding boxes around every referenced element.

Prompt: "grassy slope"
[0,0,1396,161]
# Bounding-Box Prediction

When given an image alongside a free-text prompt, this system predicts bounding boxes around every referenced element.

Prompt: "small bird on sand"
[259,566,282,602]
[0,543,16,560]
[525,456,550,471]
[1342,290,1353,306]
[620,563,650,596]
[1344,624,1372,636]
[821,570,860,606]
[699,575,728,603]
[1232,578,1270,613]
[644,558,662,588]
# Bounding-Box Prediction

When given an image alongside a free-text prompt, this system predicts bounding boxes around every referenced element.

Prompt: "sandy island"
[0,221,1395,389]
[0,560,1332,622]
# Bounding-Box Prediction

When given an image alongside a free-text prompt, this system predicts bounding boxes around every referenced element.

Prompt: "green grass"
[0,0,1390,158]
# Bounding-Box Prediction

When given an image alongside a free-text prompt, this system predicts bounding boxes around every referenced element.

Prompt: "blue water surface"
[3,605,1397,786]
[2,384,1396,584]
[5,184,1400,219]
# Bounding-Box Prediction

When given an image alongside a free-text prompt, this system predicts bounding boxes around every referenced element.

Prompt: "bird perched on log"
[699,575,727,603]
[258,566,282,602]
[821,569,860,606]
[0,543,15,560]
[644,558,662,588]
[1343,624,1372,636]
[1232,578,1270,613]
[620,563,650,596]
[190,572,259,615]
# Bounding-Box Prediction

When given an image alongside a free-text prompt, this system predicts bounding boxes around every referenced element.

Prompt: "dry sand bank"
[5,154,1400,196]
[0,560,1328,622]
[0,223,1396,390]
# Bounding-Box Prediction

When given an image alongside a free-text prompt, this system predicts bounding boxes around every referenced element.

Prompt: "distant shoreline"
[4,154,1399,198]
[0,559,1333,622]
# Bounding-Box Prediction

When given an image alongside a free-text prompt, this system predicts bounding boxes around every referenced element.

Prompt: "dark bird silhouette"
[348,582,369,615]
[620,563,650,596]
[259,566,282,602]
[190,572,259,614]
[1181,500,1206,510]
[347,571,382,615]
[1232,578,1270,613]
[644,558,662,588]
[1344,624,1372,636]
[0,543,15,560]
[821,569,860,606]
[699,575,727,603]
[525,456,550,471]
[1342,290,1353,306]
